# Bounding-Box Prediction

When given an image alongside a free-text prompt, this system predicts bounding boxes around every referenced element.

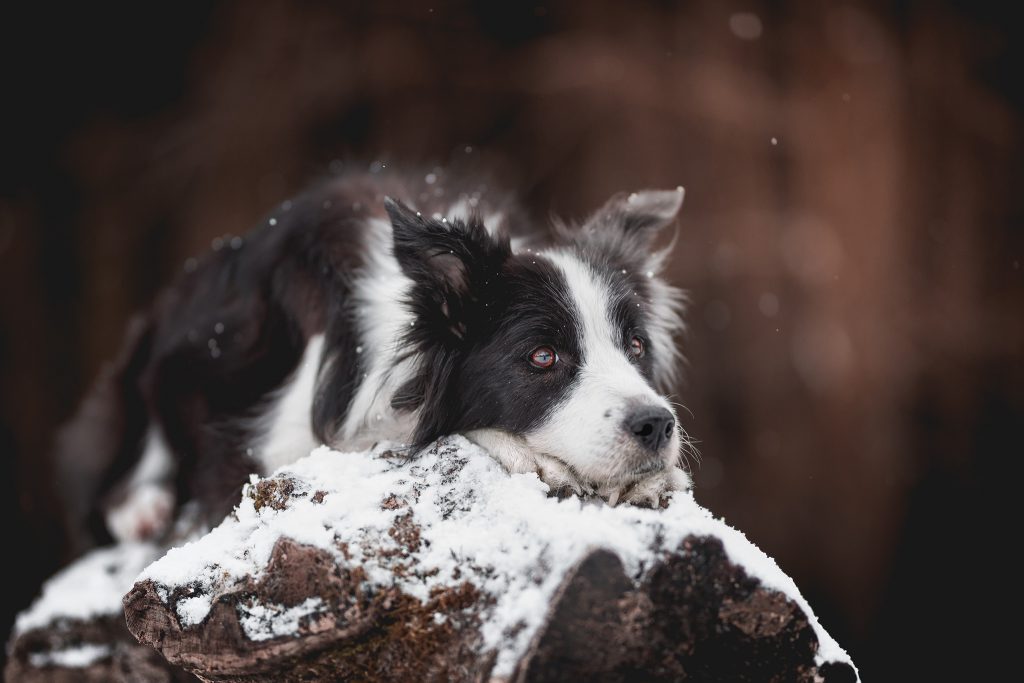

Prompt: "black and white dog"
[54,169,692,548]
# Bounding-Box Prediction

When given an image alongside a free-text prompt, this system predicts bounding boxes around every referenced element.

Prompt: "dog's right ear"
[386,197,510,347]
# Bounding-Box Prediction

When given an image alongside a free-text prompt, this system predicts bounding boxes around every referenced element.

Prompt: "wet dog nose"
[625,406,675,452]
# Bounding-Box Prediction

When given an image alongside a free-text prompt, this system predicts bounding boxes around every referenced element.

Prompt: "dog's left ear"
[572,187,684,267]
[386,197,510,347]
[586,187,684,241]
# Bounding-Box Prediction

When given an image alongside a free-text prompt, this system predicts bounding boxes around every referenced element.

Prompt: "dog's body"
[54,169,691,548]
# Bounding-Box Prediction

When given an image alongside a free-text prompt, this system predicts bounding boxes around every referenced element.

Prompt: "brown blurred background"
[1,1,1020,679]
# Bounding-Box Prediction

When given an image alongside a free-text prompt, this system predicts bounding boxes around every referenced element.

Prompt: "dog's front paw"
[533,452,594,498]
[465,429,592,498]
[105,483,175,543]
[603,466,691,508]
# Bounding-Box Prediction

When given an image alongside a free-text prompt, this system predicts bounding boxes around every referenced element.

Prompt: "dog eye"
[629,336,645,358]
[529,346,558,369]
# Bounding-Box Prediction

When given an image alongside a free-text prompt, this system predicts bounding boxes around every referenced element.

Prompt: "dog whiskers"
[676,422,702,470]
[665,396,695,421]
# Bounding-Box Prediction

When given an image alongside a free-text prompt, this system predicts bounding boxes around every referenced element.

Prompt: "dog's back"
[55,169,520,550]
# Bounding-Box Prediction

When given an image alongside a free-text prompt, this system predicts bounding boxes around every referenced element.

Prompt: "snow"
[15,542,161,634]
[176,595,214,627]
[238,597,325,642]
[27,643,112,669]
[138,436,857,679]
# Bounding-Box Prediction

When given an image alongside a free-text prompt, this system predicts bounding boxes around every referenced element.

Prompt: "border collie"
[53,169,692,548]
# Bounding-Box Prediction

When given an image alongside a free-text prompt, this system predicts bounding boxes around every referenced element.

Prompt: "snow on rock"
[26,643,112,669]
[15,542,161,636]
[175,594,214,627]
[136,435,857,680]
[238,597,325,642]
[6,541,197,681]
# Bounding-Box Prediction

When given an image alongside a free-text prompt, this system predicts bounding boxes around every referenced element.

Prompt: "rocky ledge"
[9,437,858,682]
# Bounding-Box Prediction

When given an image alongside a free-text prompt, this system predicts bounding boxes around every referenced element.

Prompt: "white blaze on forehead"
[543,250,659,399]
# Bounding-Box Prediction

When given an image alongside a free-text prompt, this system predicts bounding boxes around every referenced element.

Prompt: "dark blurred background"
[1,1,1020,679]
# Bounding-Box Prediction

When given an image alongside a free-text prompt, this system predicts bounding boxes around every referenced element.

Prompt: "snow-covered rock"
[16,542,160,635]
[5,543,196,682]
[123,436,859,682]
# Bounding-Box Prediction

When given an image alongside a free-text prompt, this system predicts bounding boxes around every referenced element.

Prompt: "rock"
[125,538,490,682]
[4,544,197,682]
[5,614,198,683]
[119,437,859,682]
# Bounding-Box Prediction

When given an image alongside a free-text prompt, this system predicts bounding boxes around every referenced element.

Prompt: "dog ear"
[386,197,510,346]
[568,187,684,269]
[565,185,684,274]
[585,187,684,241]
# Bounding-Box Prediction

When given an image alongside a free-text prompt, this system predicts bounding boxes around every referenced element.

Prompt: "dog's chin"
[625,456,667,480]
[571,452,671,489]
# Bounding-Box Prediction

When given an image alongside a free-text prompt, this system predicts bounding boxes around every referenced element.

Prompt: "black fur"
[387,197,585,447]
[56,176,377,547]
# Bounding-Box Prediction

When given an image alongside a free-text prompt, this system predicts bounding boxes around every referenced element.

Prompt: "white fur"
[105,428,175,542]
[526,250,683,488]
[133,427,175,482]
[336,218,420,450]
[611,464,691,507]
[105,483,174,543]
[256,335,325,473]
[465,428,593,496]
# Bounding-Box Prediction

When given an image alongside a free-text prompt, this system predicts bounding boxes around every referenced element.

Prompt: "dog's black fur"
[58,176,361,547]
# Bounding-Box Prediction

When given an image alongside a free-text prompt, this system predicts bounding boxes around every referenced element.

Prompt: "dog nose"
[625,406,675,452]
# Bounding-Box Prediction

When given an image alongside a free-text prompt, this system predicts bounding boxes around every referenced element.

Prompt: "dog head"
[388,188,687,487]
